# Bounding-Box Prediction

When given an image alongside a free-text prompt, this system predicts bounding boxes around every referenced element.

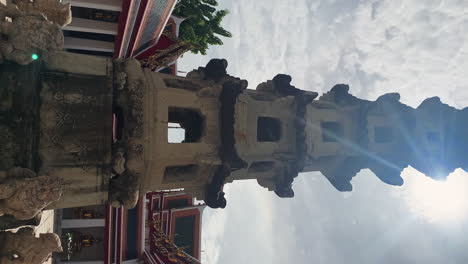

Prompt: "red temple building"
[57,192,203,264]
[143,192,204,264]
[62,0,190,74]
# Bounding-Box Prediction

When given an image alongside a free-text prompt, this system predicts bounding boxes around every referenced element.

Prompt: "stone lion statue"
[0,227,62,264]
[0,3,64,65]
[13,0,72,27]
[0,168,63,220]
[109,152,140,209]
[107,146,140,209]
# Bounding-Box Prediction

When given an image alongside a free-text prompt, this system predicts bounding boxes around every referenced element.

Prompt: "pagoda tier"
[221,69,467,197]
[302,85,468,191]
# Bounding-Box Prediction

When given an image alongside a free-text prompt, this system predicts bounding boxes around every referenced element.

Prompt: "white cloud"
[398,168,468,224]
[179,0,468,263]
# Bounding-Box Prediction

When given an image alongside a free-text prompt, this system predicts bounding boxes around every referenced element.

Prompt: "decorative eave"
[114,0,177,59]
[138,36,193,71]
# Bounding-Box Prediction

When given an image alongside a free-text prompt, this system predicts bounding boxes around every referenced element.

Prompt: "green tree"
[173,0,232,55]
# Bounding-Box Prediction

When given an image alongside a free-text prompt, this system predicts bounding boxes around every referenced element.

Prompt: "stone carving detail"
[109,149,140,209]
[0,227,62,264]
[205,165,229,209]
[40,72,112,176]
[0,168,62,220]
[112,152,126,175]
[110,59,146,209]
[109,172,140,209]
[187,58,249,89]
[0,3,64,65]
[0,126,18,170]
[13,0,72,27]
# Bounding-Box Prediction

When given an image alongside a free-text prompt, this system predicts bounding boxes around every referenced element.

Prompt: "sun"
[401,168,468,224]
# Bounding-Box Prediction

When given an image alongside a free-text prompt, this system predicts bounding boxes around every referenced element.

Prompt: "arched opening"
[168,107,204,143]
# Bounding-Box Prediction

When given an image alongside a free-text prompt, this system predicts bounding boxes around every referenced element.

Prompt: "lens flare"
[402,168,468,223]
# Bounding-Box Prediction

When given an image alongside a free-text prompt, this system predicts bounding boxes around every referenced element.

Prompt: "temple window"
[248,161,275,173]
[153,200,161,211]
[257,117,281,142]
[374,126,394,143]
[71,6,120,23]
[174,215,196,256]
[321,121,344,142]
[167,199,190,209]
[168,107,204,143]
[164,165,198,183]
[426,131,440,144]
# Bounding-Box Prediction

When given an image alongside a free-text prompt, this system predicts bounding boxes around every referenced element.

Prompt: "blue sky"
[178,0,468,263]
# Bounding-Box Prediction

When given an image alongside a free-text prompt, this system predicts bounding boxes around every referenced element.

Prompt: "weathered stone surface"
[39,52,113,209]
[0,3,64,65]
[46,51,112,76]
[0,62,41,171]
[109,172,140,209]
[0,227,62,264]
[110,59,145,208]
[13,0,72,27]
[0,168,62,220]
[0,126,18,170]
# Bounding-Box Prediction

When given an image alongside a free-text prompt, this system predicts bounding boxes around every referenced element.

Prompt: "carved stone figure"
[0,168,63,220]
[0,227,62,264]
[0,3,64,65]
[108,149,140,209]
[205,166,229,209]
[112,152,127,175]
[13,0,72,27]
[186,58,248,89]
[109,172,140,209]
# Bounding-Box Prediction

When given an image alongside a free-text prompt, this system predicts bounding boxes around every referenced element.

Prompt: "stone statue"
[0,168,63,220]
[109,150,140,209]
[0,227,62,264]
[0,3,64,65]
[109,172,140,209]
[13,0,72,27]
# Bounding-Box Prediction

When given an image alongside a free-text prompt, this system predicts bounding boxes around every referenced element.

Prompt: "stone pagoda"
[1,1,467,261]
[2,52,467,213]
[1,0,467,228]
